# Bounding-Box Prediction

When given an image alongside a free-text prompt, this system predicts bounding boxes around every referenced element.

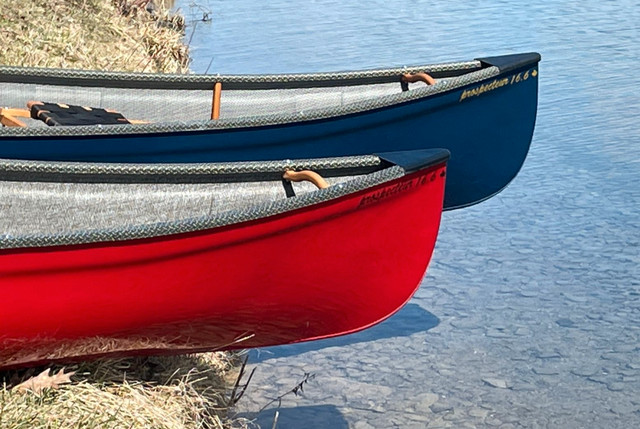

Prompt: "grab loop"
[282,169,329,197]
[283,170,329,189]
[401,72,436,91]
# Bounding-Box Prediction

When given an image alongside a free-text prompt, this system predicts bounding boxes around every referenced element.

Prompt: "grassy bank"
[0,1,254,428]
[0,0,189,72]
[1,353,252,429]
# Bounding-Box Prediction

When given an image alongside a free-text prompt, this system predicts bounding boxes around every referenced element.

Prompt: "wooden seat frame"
[0,107,30,127]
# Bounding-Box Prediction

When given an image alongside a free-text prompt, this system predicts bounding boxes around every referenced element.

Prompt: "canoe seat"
[28,101,131,126]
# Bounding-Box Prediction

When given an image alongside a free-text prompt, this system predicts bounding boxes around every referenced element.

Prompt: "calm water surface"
[176,1,639,427]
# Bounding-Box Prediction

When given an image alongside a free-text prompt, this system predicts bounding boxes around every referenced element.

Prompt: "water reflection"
[250,304,439,363]
[240,405,349,429]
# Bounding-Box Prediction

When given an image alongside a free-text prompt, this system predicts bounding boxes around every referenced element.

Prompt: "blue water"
[176,1,640,427]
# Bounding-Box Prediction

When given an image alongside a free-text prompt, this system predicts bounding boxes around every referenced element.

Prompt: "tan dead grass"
[0,0,190,72]
[1,353,255,429]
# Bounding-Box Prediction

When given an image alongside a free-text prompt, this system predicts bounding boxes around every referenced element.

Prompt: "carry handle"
[402,72,436,85]
[401,72,436,91]
[282,169,329,189]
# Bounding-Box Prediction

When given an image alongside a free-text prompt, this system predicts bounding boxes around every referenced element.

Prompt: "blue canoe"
[0,52,540,209]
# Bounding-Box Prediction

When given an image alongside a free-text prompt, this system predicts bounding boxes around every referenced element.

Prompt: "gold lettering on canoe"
[459,67,537,102]
[459,77,509,101]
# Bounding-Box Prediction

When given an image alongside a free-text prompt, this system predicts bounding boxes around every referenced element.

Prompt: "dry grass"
[1,353,255,429]
[0,0,190,72]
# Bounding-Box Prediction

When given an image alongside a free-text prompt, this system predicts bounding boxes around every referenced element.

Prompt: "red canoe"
[0,149,448,370]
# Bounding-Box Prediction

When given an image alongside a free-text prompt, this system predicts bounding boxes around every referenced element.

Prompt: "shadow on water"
[241,405,349,429]
[249,303,439,363]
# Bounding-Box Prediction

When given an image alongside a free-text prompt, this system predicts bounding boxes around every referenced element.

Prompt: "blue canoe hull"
[0,53,539,210]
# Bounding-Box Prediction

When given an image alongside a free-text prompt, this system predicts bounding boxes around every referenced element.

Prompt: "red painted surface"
[0,164,446,369]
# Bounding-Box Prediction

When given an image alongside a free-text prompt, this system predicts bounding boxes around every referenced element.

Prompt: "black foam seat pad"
[30,102,130,126]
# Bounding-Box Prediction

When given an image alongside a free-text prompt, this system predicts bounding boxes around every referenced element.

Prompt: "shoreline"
[0,0,189,73]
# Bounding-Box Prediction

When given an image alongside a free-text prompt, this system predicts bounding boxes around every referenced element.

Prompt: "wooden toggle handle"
[401,72,436,86]
[283,169,329,189]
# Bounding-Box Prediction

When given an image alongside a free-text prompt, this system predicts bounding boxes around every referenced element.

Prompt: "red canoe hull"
[0,164,446,370]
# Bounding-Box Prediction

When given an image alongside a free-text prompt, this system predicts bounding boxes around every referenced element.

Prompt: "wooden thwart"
[211,82,222,120]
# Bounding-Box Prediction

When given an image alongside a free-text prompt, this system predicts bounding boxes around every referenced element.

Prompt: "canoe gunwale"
[0,154,384,183]
[0,60,483,90]
[0,65,502,138]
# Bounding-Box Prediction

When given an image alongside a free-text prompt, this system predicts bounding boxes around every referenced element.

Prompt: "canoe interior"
[0,177,354,237]
[0,60,482,127]
[2,82,421,125]
[0,152,432,248]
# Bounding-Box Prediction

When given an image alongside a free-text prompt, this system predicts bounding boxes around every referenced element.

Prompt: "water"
[176,1,640,427]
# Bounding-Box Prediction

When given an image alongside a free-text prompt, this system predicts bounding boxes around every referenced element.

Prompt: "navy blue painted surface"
[0,56,538,210]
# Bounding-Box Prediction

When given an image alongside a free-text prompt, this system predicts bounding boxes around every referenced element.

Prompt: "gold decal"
[459,68,537,102]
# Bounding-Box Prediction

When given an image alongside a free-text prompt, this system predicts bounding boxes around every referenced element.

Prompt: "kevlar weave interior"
[1,81,427,123]
[0,150,413,249]
[0,59,498,136]
[1,82,213,124]
[0,177,352,237]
